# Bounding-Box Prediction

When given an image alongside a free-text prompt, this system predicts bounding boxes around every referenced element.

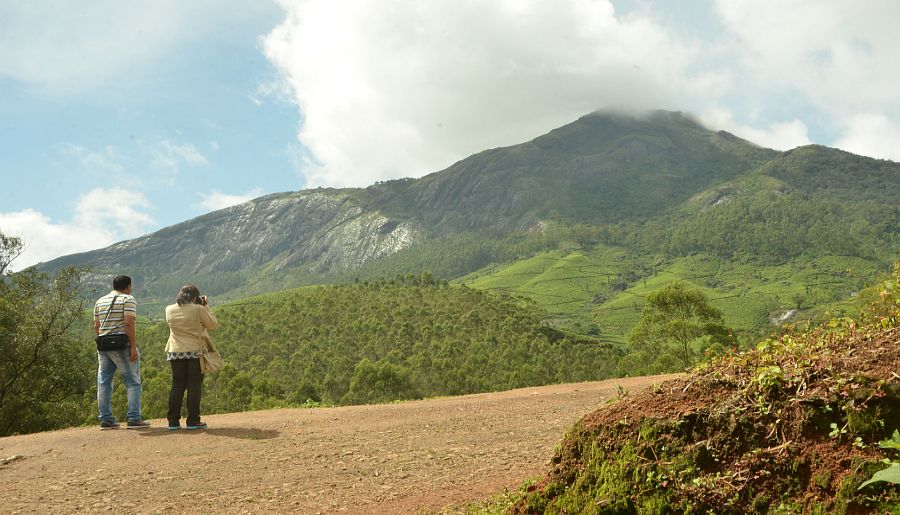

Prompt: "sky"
[1,0,899,269]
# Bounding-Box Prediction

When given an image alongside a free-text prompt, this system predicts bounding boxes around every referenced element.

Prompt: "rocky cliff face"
[44,189,419,294]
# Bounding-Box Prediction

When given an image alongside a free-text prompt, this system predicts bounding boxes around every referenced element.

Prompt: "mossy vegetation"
[505,265,900,513]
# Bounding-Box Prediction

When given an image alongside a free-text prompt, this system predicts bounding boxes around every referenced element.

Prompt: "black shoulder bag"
[95,295,130,351]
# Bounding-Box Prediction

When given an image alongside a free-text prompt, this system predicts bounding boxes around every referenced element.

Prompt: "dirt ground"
[0,374,679,514]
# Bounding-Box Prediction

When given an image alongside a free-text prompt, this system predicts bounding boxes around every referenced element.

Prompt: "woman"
[165,284,218,430]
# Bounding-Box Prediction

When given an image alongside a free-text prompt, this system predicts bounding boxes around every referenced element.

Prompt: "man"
[93,275,149,429]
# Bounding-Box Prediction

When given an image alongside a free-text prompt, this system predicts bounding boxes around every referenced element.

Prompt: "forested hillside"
[0,272,616,435]
[32,109,900,390]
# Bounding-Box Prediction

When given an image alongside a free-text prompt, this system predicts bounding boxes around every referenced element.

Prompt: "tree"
[619,282,734,376]
[343,358,418,405]
[0,233,90,435]
[0,233,23,275]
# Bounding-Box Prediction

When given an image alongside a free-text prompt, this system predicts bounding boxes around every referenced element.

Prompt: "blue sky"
[1,1,898,268]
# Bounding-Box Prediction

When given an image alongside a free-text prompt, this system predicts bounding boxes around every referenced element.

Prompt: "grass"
[463,246,887,347]
[463,245,633,316]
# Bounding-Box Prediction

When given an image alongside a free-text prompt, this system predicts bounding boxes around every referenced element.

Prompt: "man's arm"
[94,319,100,336]
[125,315,138,361]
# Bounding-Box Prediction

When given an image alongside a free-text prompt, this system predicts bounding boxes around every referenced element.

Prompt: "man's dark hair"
[112,275,132,291]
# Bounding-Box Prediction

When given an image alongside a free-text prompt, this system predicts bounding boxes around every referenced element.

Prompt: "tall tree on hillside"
[0,233,90,435]
[618,282,734,376]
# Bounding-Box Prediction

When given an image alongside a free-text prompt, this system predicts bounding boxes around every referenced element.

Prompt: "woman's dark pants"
[168,358,203,426]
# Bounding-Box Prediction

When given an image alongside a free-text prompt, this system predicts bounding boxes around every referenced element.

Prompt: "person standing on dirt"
[165,284,218,430]
[93,275,149,430]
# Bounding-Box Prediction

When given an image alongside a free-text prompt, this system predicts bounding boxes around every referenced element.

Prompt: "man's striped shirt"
[94,290,137,336]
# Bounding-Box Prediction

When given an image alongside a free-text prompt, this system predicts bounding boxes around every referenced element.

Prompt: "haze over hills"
[42,109,899,339]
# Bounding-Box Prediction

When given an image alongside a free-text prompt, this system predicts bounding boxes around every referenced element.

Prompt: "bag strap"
[99,295,119,332]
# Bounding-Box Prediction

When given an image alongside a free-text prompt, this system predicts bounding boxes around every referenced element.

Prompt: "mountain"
[47,189,420,299]
[40,109,899,339]
[353,110,776,231]
[42,111,770,284]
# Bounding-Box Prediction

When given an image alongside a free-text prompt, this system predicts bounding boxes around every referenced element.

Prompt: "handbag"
[95,295,130,351]
[199,335,224,374]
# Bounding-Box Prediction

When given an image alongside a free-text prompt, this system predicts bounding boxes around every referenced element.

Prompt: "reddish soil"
[518,326,900,512]
[0,374,679,514]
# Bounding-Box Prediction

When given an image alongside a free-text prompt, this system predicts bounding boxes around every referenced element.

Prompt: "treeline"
[550,196,897,266]
[43,274,617,432]
[203,274,618,409]
[648,196,896,263]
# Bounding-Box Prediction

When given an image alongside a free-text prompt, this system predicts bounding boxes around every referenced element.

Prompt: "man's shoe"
[168,425,181,431]
[186,422,207,430]
[125,420,151,429]
[99,420,120,430]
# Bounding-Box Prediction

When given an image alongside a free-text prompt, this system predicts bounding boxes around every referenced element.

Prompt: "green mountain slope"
[40,110,775,294]
[464,248,882,345]
[39,109,899,344]
[353,110,776,231]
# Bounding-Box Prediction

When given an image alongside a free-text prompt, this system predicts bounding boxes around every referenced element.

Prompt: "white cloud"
[0,209,105,271]
[198,188,264,212]
[833,114,900,161]
[249,78,292,107]
[0,1,274,96]
[58,139,208,183]
[59,143,125,174]
[263,0,714,187]
[699,107,812,150]
[0,2,188,95]
[712,0,900,157]
[0,187,155,270]
[148,139,209,171]
[263,1,900,180]
[74,187,156,235]
[713,0,900,112]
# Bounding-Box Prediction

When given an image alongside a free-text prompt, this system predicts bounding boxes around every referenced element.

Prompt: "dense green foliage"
[43,274,617,431]
[859,430,900,490]
[0,234,92,436]
[636,196,896,263]
[203,274,617,408]
[617,282,734,376]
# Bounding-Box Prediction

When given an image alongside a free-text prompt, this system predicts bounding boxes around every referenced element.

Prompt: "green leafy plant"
[858,430,900,490]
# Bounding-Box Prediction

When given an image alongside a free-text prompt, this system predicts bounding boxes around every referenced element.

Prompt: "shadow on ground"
[137,427,280,440]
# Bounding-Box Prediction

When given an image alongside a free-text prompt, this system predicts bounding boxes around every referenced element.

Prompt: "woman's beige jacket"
[164,303,219,354]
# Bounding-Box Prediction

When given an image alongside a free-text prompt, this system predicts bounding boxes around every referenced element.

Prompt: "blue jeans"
[97,348,142,423]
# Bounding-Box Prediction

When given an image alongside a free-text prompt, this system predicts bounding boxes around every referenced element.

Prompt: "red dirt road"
[1,374,679,514]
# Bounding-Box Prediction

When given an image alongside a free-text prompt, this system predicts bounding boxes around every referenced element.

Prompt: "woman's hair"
[176,284,201,306]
